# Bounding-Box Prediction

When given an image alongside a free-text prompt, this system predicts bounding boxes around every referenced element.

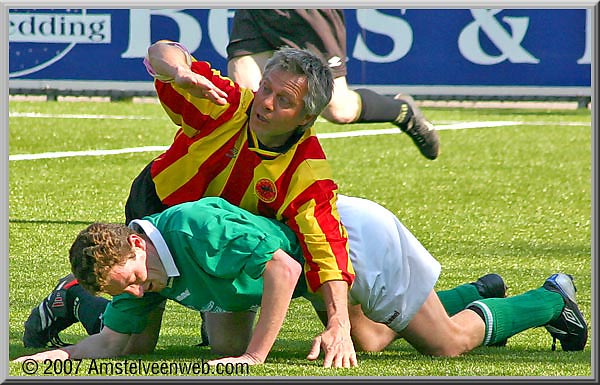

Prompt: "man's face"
[249,68,315,148]
[103,235,166,297]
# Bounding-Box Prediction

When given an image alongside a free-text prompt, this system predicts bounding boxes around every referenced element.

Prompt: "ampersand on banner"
[458,9,540,65]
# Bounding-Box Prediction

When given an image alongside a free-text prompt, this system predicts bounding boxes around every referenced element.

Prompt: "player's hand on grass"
[208,352,263,366]
[307,323,358,368]
[13,349,70,362]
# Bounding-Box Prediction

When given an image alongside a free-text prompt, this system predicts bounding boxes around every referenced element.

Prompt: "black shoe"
[394,94,440,160]
[543,273,587,351]
[472,273,508,299]
[472,273,508,346]
[23,274,78,348]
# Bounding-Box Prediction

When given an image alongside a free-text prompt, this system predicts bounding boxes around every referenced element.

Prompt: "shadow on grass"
[10,330,591,359]
[9,332,591,377]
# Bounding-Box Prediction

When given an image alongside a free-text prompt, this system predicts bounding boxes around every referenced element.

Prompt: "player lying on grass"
[15,196,587,366]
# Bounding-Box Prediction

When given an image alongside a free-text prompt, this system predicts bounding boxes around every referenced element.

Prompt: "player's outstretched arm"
[13,326,132,362]
[146,40,228,105]
[208,249,302,365]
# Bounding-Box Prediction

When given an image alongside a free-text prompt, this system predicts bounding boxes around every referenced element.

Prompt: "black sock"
[355,88,413,125]
[67,284,109,335]
[468,304,486,322]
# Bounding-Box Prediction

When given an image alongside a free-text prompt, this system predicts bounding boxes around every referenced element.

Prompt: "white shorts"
[306,195,441,333]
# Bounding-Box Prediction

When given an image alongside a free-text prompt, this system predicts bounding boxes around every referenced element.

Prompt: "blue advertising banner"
[8,8,592,95]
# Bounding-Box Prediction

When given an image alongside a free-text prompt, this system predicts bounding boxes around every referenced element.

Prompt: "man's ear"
[128,234,146,251]
[299,113,316,127]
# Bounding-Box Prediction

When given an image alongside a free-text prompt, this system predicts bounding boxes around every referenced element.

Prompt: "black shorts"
[227,9,347,78]
[124,161,168,224]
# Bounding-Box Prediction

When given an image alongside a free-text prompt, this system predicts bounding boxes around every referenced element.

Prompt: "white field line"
[9,112,159,120]
[9,146,169,161]
[10,112,590,127]
[317,121,523,139]
[9,120,590,161]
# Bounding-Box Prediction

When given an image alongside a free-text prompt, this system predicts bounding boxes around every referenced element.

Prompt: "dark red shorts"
[227,9,347,78]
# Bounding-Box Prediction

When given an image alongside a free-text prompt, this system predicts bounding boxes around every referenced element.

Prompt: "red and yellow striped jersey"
[150,60,354,292]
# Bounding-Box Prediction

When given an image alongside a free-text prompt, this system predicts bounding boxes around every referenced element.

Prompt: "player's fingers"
[333,351,344,368]
[197,76,227,96]
[350,352,358,367]
[205,83,227,96]
[190,86,226,105]
[191,76,225,96]
[211,85,228,99]
[207,358,225,365]
[306,336,321,361]
[342,354,350,368]
[206,89,228,105]
[322,347,335,368]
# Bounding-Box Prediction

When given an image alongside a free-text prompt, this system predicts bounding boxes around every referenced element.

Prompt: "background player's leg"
[227,52,272,91]
[320,77,362,123]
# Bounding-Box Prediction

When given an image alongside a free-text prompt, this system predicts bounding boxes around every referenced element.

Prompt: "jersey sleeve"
[148,43,249,139]
[283,168,355,293]
[101,292,167,334]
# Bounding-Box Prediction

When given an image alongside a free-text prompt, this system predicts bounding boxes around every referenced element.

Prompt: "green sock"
[437,283,482,316]
[468,287,564,345]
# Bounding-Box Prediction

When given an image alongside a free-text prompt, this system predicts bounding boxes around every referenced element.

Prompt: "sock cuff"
[467,301,494,345]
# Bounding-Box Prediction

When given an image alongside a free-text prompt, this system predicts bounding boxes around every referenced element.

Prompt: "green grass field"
[7,99,593,378]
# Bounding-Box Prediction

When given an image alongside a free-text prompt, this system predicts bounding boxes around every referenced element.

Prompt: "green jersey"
[102,197,305,334]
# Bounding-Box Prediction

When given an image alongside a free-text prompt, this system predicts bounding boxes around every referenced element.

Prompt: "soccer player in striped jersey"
[133,41,356,367]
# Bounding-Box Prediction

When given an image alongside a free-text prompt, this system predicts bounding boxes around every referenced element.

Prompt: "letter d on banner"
[121,9,202,58]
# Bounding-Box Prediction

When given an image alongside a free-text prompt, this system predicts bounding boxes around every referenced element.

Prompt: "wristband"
[144,41,193,83]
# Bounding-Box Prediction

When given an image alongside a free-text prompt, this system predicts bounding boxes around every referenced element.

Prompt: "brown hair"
[69,223,136,294]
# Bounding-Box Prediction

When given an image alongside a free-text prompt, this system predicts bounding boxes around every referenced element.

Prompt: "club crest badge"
[255,178,277,203]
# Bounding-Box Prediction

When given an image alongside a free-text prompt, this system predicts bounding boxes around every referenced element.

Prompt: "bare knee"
[321,80,361,124]
[321,105,357,124]
[321,97,360,124]
[204,311,256,356]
